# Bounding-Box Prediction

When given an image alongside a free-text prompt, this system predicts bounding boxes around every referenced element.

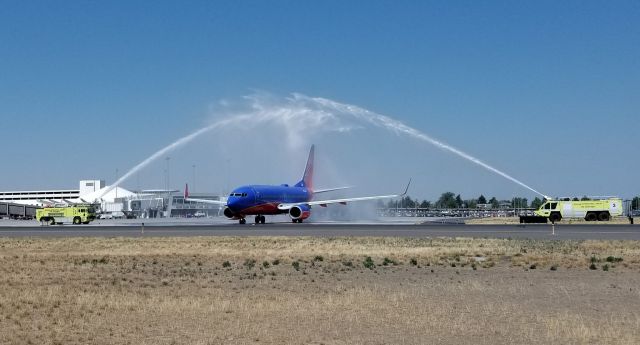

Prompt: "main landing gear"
[238,216,265,225]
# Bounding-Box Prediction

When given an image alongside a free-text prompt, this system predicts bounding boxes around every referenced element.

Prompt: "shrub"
[292,261,300,271]
[603,264,609,271]
[262,261,270,268]
[482,261,495,269]
[313,255,324,262]
[363,257,375,270]
[529,263,537,270]
[590,256,598,263]
[409,258,418,266]
[342,261,353,267]
[382,257,397,266]
[589,263,597,270]
[222,261,231,268]
[243,259,256,269]
[550,265,558,271]
[271,259,280,266]
[605,256,623,263]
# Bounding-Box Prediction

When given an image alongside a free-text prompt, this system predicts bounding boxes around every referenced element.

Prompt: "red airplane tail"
[295,145,314,190]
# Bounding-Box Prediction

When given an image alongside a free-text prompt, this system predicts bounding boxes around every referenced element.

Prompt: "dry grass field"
[1,236,640,345]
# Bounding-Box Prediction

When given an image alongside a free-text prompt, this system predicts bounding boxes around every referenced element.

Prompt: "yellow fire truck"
[36,205,97,225]
[534,197,623,222]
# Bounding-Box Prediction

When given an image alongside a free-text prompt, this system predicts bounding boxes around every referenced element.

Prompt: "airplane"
[184,145,410,224]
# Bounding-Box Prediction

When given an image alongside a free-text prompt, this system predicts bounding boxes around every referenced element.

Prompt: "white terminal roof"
[0,180,182,206]
[76,186,136,203]
[0,184,136,206]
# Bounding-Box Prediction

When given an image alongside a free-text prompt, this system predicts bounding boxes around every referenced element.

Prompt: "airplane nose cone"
[227,196,242,212]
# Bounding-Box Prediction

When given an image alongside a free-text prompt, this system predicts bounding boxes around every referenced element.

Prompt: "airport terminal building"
[0,180,223,218]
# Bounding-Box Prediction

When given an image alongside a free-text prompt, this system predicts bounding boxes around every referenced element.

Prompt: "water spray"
[298,94,547,198]
[96,115,250,199]
[96,93,547,201]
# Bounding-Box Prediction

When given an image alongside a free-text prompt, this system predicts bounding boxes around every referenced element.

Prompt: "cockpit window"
[544,203,551,210]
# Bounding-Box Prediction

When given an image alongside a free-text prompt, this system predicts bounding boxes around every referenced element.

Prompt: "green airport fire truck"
[36,205,97,225]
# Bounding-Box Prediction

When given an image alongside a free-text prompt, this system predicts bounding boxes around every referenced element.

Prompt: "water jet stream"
[299,94,547,198]
[96,93,546,200]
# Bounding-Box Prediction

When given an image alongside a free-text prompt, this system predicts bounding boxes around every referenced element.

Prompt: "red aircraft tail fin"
[295,145,314,190]
[184,184,189,199]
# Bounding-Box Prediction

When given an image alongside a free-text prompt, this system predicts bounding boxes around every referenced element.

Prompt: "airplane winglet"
[401,178,412,196]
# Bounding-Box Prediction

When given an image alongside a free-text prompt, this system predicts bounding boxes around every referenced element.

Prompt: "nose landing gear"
[239,218,246,224]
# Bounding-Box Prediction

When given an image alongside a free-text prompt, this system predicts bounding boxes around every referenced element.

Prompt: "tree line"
[378,193,640,210]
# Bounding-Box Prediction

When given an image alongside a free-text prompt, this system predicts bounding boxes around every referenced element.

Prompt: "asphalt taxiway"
[0,222,638,240]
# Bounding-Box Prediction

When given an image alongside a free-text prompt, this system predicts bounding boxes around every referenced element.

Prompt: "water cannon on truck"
[36,205,97,225]
[520,197,623,223]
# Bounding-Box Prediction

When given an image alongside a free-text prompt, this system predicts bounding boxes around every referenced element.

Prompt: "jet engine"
[289,204,311,221]
[223,207,238,219]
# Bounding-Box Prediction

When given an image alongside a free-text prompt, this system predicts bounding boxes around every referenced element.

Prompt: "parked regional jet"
[184,145,410,224]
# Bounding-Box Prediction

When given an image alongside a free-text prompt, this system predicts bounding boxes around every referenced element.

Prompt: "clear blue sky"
[1,1,638,201]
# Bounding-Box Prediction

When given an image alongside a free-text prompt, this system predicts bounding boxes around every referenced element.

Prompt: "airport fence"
[376,207,536,218]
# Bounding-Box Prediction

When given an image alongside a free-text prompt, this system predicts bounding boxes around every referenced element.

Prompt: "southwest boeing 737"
[184,145,410,224]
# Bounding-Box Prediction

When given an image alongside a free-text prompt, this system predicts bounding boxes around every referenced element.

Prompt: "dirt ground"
[1,236,639,345]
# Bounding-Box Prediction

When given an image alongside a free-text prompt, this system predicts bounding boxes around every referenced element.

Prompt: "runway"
[0,222,638,240]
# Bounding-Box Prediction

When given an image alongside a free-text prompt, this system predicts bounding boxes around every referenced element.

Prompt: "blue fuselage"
[226,185,311,216]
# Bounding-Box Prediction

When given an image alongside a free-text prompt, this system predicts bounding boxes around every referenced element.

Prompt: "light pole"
[115,168,119,199]
[163,168,167,190]
[224,158,231,196]
[165,157,171,191]
[192,164,196,193]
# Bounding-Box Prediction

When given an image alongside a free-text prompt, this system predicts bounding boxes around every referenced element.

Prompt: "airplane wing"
[184,197,227,205]
[278,179,411,210]
[183,183,226,205]
[313,186,352,194]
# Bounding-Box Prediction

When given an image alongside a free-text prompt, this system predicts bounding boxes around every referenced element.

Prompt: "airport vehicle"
[0,202,38,220]
[98,211,125,219]
[36,205,97,225]
[524,197,623,223]
[185,145,409,224]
